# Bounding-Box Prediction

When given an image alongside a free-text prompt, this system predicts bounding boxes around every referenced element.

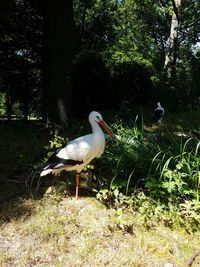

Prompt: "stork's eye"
[96,116,100,120]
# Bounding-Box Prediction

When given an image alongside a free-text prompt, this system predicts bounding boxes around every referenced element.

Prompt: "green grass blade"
[160,156,174,179]
[126,170,135,195]
[195,141,200,157]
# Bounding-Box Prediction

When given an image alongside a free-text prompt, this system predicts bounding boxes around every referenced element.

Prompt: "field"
[0,196,200,267]
[0,111,200,267]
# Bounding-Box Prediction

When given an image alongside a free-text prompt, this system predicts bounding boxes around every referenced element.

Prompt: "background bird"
[154,102,164,124]
[40,111,114,200]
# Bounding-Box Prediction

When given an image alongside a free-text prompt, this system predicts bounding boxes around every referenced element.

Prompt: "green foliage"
[108,60,154,107]
[146,139,200,202]
[0,0,42,119]
[36,135,66,164]
[95,120,200,231]
[45,135,67,156]
[1,0,200,117]
[74,0,118,51]
[96,119,160,192]
[0,93,6,115]
[96,186,132,208]
[109,49,153,68]
[132,192,200,232]
[96,187,200,232]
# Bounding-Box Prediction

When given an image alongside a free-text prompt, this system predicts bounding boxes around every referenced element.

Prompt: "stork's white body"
[40,111,113,199]
[40,127,105,176]
[154,102,164,124]
[154,102,164,114]
[58,133,105,163]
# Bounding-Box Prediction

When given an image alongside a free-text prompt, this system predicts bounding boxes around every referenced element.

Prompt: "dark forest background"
[0,0,199,126]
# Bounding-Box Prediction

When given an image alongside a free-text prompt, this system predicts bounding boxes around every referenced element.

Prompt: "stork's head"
[157,102,161,107]
[89,111,103,123]
[89,111,113,137]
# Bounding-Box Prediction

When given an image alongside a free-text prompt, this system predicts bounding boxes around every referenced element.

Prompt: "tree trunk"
[6,85,12,120]
[164,0,182,79]
[42,0,73,127]
[22,101,29,121]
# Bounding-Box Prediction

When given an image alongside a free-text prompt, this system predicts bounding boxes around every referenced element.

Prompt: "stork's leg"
[75,173,80,200]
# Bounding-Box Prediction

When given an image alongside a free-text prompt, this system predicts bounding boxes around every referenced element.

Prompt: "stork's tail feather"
[40,169,52,177]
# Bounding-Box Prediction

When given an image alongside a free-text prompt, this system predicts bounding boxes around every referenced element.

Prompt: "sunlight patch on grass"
[0,195,200,266]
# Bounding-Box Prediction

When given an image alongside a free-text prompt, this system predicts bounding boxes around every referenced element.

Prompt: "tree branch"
[171,0,181,22]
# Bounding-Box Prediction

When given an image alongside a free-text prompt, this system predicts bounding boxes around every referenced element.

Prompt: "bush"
[95,120,200,231]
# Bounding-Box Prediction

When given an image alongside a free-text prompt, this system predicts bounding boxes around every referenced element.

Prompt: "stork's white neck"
[90,120,105,137]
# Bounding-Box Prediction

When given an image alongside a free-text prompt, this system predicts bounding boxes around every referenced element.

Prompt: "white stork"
[40,111,114,200]
[154,102,164,124]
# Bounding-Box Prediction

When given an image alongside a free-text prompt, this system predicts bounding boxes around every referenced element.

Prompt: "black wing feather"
[154,109,163,119]
[43,157,84,170]
[43,144,83,170]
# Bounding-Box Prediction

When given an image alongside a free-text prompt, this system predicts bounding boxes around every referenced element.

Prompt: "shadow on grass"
[0,121,96,222]
[0,173,96,223]
[0,120,53,220]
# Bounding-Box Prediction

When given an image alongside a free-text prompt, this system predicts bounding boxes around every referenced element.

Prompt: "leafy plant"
[95,119,160,193]
[95,120,200,231]
[146,139,200,202]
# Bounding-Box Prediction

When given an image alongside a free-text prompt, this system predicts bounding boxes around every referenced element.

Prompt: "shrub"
[95,121,200,231]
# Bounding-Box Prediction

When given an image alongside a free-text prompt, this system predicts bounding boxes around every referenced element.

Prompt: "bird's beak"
[98,120,114,137]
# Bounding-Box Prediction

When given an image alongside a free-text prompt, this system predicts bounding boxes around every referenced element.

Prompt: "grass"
[0,193,200,267]
[0,112,200,266]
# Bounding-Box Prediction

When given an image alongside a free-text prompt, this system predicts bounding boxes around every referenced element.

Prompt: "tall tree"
[42,0,73,126]
[0,0,42,119]
[164,0,182,79]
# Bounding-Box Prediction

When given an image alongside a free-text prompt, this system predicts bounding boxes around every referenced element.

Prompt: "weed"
[95,120,200,232]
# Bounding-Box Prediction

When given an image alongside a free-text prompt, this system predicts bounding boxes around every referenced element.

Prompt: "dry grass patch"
[0,192,200,266]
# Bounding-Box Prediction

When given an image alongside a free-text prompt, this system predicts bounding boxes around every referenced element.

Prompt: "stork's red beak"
[98,120,114,137]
